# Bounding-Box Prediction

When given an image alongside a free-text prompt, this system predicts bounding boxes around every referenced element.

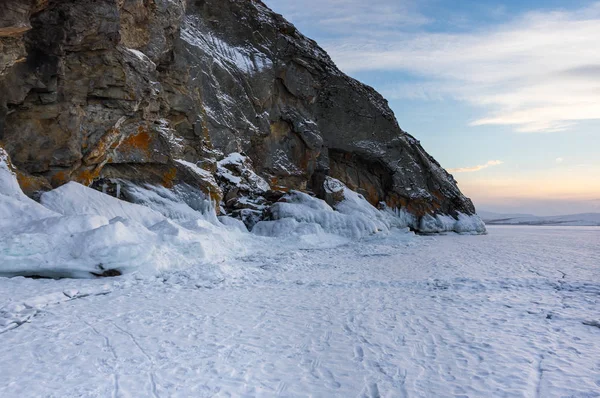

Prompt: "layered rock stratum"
[0,0,483,233]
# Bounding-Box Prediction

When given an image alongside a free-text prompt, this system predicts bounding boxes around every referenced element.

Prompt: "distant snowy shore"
[479,210,600,227]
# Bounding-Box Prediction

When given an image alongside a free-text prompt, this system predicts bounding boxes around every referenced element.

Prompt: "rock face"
[0,0,480,232]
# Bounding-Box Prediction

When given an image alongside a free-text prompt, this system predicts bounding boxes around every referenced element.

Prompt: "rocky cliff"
[0,0,483,233]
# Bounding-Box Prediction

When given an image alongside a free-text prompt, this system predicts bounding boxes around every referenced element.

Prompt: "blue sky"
[264,0,600,215]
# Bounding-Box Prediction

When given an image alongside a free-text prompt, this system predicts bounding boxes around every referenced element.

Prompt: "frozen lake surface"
[1,226,599,397]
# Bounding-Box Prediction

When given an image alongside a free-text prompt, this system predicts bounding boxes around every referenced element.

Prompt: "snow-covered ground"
[1,225,599,397]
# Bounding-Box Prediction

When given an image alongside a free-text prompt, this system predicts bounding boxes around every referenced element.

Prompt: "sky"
[264,0,600,216]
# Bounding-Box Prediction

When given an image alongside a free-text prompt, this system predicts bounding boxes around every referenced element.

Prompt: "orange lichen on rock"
[206,189,221,204]
[269,177,291,192]
[121,126,152,151]
[161,167,178,188]
[116,125,154,160]
[362,182,381,206]
[385,193,442,218]
[298,149,315,174]
[432,190,445,202]
[269,175,308,192]
[16,171,51,196]
[198,104,213,145]
[74,166,103,186]
[0,25,31,37]
[385,193,406,210]
[84,127,121,166]
[269,121,291,139]
[50,170,70,187]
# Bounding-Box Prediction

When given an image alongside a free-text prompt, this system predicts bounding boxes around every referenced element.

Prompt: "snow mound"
[419,213,487,234]
[120,182,220,225]
[253,178,419,239]
[0,150,155,278]
[1,207,156,278]
[325,177,485,234]
[41,182,165,228]
[252,177,485,238]
[0,150,57,229]
[0,154,250,278]
[0,149,482,280]
[253,188,397,239]
[218,216,249,232]
[324,177,413,230]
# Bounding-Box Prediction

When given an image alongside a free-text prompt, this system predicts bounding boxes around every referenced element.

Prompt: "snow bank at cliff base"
[0,151,249,278]
[253,190,400,239]
[252,178,485,238]
[41,182,165,228]
[0,150,485,279]
[419,212,487,235]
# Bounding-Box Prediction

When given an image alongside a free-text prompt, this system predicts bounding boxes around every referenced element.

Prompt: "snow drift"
[0,149,249,278]
[253,184,407,239]
[252,177,484,238]
[419,213,487,235]
[0,149,485,279]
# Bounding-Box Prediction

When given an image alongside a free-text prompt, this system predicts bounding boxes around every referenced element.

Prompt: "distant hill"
[478,211,600,226]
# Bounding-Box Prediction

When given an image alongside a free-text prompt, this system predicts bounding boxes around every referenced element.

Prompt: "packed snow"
[1,225,598,397]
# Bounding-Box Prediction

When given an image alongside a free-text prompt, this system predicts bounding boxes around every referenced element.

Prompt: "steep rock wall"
[0,0,480,232]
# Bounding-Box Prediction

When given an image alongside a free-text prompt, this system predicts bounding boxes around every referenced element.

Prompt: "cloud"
[315,2,600,133]
[265,0,430,36]
[555,157,564,163]
[448,160,504,173]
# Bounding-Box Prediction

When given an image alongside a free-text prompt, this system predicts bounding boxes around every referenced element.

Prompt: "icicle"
[116,182,121,199]
[102,183,108,194]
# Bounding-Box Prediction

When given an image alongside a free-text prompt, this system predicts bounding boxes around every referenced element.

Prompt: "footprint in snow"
[354,345,364,362]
